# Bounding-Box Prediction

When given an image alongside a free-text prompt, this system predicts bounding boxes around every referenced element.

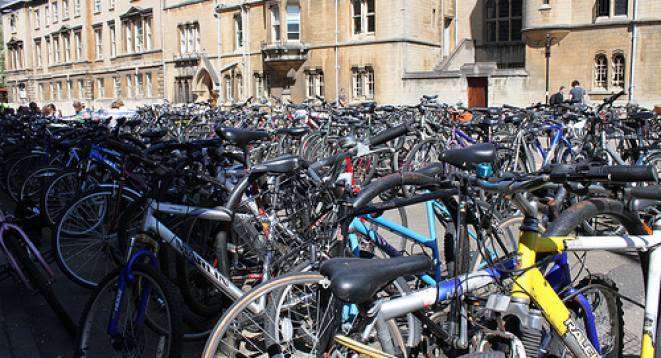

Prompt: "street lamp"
[545,33,552,104]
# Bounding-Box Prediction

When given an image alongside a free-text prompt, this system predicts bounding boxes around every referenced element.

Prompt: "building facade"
[2,0,660,111]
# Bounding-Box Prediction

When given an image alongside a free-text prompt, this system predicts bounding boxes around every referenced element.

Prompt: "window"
[74,31,82,60]
[286,4,300,40]
[56,81,63,99]
[126,75,133,97]
[45,6,50,26]
[94,0,101,13]
[594,54,608,89]
[112,77,119,97]
[305,70,325,98]
[94,28,103,59]
[597,0,610,17]
[234,14,243,48]
[49,83,54,100]
[271,7,281,42]
[34,9,41,29]
[46,38,52,64]
[62,0,69,19]
[135,21,144,52]
[179,23,200,54]
[176,77,193,103]
[352,67,374,99]
[77,79,84,98]
[254,73,270,98]
[614,0,627,15]
[35,40,42,66]
[125,21,133,52]
[109,0,115,10]
[145,73,152,97]
[38,84,44,100]
[224,76,233,102]
[612,54,625,88]
[53,36,60,63]
[74,0,80,17]
[9,14,16,33]
[136,74,143,96]
[97,78,105,97]
[110,24,116,57]
[52,1,58,23]
[64,33,71,62]
[66,80,72,98]
[485,0,522,43]
[352,0,375,35]
[236,74,243,100]
[145,19,153,50]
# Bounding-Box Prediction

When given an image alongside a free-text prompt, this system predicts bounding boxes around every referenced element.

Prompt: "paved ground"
[0,195,647,357]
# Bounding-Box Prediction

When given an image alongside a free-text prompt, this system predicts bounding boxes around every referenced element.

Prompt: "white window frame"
[271,6,281,42]
[97,78,105,97]
[145,19,153,50]
[136,74,143,96]
[77,79,84,99]
[66,80,72,98]
[53,36,60,63]
[74,0,80,17]
[38,84,44,100]
[57,81,63,99]
[45,6,50,26]
[612,53,625,89]
[352,0,375,35]
[126,74,133,97]
[74,31,82,60]
[594,54,608,89]
[46,38,52,65]
[35,40,42,66]
[62,0,69,19]
[125,22,133,53]
[49,83,55,100]
[52,1,59,23]
[109,0,115,10]
[145,73,152,97]
[94,28,103,60]
[34,9,41,29]
[234,14,243,49]
[94,0,101,13]
[286,4,300,41]
[110,24,116,57]
[135,20,144,53]
[64,33,71,62]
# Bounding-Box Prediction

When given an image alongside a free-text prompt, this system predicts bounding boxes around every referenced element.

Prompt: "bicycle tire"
[74,263,182,357]
[4,231,77,337]
[202,272,327,358]
[6,153,49,202]
[20,165,61,203]
[52,187,140,288]
[40,169,98,228]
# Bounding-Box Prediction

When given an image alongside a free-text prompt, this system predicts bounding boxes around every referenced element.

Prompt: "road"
[0,196,646,357]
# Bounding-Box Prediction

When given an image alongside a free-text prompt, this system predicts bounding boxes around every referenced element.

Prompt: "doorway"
[467,77,488,107]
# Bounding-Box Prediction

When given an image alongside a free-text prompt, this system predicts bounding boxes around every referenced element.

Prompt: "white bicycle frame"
[137,199,266,313]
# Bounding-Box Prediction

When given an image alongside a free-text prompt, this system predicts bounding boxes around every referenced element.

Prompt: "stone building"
[2,0,660,111]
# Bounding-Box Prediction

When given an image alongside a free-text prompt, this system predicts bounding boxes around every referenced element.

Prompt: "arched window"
[594,54,608,89]
[612,54,625,89]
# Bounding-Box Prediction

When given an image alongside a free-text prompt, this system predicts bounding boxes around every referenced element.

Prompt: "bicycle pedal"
[334,334,396,358]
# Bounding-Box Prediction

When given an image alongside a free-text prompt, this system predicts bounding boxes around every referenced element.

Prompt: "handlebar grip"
[367,123,410,147]
[598,165,657,182]
[629,185,661,200]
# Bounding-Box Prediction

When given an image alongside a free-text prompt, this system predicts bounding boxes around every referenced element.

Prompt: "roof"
[0,1,28,12]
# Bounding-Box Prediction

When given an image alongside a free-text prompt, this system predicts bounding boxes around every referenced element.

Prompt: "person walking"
[569,80,586,104]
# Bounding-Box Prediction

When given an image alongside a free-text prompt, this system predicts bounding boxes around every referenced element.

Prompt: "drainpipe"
[440,0,443,57]
[628,0,638,102]
[215,2,223,102]
[161,0,167,103]
[240,1,248,101]
[335,0,339,104]
[453,0,457,48]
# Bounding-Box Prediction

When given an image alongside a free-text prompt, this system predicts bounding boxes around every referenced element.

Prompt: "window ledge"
[539,4,551,11]
[589,88,612,95]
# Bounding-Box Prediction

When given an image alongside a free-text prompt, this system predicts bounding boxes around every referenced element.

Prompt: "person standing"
[569,80,586,104]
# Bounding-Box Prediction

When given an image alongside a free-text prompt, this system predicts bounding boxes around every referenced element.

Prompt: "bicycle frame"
[514,228,661,358]
[134,199,265,313]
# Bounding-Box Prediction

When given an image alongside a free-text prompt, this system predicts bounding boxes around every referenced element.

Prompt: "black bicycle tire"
[74,263,183,358]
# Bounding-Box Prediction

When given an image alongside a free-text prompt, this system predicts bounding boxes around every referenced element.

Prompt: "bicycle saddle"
[320,256,432,304]
[251,155,307,175]
[141,128,168,139]
[438,143,496,170]
[216,127,269,147]
[275,127,310,137]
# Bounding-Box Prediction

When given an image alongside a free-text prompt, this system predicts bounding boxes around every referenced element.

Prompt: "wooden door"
[467,77,488,108]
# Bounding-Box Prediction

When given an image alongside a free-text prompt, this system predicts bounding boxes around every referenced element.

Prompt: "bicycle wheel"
[202,272,332,357]
[4,231,77,338]
[52,187,140,288]
[40,169,98,228]
[6,153,49,202]
[75,263,182,357]
[20,166,60,203]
